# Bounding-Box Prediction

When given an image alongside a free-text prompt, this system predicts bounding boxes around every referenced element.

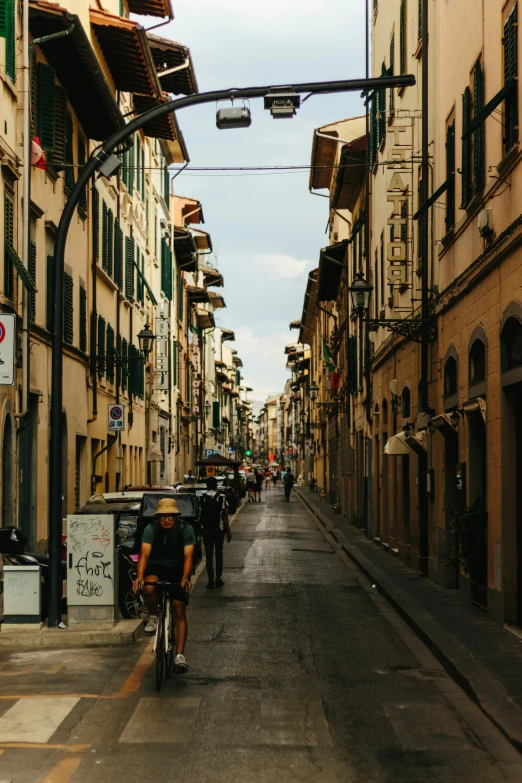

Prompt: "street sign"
[0,314,15,386]
[269,453,275,461]
[217,444,224,453]
[108,404,125,432]
[205,449,218,458]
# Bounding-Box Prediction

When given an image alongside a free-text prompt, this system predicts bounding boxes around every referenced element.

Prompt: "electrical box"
[3,566,41,624]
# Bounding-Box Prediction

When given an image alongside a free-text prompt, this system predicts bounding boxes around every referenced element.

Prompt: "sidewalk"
[296,488,522,753]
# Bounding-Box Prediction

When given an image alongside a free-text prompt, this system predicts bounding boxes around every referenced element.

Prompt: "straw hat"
[154,498,180,516]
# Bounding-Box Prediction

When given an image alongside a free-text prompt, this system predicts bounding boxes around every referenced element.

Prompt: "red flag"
[31,137,46,170]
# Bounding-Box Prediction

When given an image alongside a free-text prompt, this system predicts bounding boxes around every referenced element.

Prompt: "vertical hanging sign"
[0,314,15,386]
[386,124,413,309]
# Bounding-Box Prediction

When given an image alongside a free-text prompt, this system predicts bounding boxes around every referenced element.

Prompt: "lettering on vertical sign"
[67,515,115,604]
[386,125,413,289]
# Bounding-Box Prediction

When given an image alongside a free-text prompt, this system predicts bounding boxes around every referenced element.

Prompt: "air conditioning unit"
[478,209,494,240]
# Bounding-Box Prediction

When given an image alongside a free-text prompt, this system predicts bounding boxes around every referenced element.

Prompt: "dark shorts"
[144,563,189,604]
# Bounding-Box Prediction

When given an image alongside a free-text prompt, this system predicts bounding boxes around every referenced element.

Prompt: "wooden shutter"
[37,63,56,152]
[136,136,141,195]
[3,193,13,299]
[64,112,75,192]
[400,0,407,75]
[114,219,123,290]
[53,86,67,171]
[377,62,387,143]
[107,208,114,277]
[125,236,134,299]
[29,240,36,321]
[30,48,37,136]
[369,96,377,167]
[78,136,87,215]
[503,5,519,151]
[4,0,15,83]
[389,34,395,111]
[92,188,99,263]
[212,401,221,429]
[461,87,472,208]
[97,315,106,375]
[79,285,87,352]
[121,337,128,390]
[473,60,485,192]
[102,200,108,271]
[106,324,115,382]
[172,340,177,386]
[129,139,135,193]
[64,272,74,344]
[445,122,456,231]
[46,254,55,331]
[418,0,422,42]
[141,146,145,200]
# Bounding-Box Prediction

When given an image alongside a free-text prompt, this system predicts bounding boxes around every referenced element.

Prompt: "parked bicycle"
[140,579,188,691]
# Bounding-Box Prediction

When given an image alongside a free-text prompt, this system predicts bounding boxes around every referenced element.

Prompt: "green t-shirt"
[142,521,196,571]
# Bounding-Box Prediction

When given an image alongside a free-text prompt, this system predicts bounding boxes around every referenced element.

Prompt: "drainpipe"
[87,174,98,424]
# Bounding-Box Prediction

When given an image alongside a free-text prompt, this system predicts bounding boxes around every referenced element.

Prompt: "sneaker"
[144,615,158,635]
[206,580,215,589]
[175,653,189,674]
[215,578,224,588]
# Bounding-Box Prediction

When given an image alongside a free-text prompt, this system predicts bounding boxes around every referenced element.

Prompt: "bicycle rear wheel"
[155,611,165,691]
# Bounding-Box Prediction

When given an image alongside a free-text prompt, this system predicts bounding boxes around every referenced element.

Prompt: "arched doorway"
[2,415,14,527]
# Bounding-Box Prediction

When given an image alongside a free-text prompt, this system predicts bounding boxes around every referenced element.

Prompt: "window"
[37,64,55,152]
[473,60,485,192]
[102,201,108,272]
[377,63,387,146]
[97,315,106,376]
[369,95,377,166]
[3,191,14,299]
[462,60,485,209]
[382,398,388,426]
[46,255,54,331]
[64,272,73,344]
[380,232,385,309]
[389,33,395,112]
[125,236,134,300]
[29,241,36,321]
[177,272,184,322]
[469,339,486,386]
[107,207,114,278]
[401,386,410,418]
[0,0,16,83]
[501,316,522,371]
[114,219,123,290]
[79,285,87,353]
[64,112,75,193]
[172,340,178,386]
[461,87,473,208]
[78,136,87,217]
[400,0,407,75]
[121,337,128,390]
[106,324,115,383]
[503,3,518,154]
[445,122,456,232]
[92,188,99,264]
[444,357,458,398]
[161,236,173,299]
[418,0,423,43]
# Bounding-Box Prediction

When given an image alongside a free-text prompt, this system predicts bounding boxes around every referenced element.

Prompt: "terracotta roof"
[174,227,198,271]
[127,0,172,21]
[186,286,210,303]
[202,267,224,288]
[148,33,198,96]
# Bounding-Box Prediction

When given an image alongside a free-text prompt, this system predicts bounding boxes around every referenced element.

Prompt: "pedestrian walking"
[246,468,256,501]
[283,468,295,502]
[264,469,271,490]
[271,471,278,488]
[254,468,263,502]
[200,476,232,589]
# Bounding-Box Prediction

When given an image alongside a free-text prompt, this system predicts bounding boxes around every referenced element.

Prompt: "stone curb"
[296,489,522,754]
[0,618,144,649]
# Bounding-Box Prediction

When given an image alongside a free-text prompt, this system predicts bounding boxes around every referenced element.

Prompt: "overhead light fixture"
[309,381,319,401]
[216,100,252,130]
[264,89,300,119]
[349,270,373,316]
[98,153,122,179]
[137,323,155,357]
[403,422,412,439]
[428,419,436,434]
[450,410,461,429]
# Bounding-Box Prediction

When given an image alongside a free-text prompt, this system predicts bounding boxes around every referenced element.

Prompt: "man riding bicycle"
[133,497,195,674]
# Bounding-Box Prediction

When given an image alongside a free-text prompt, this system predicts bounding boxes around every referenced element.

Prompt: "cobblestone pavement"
[0,486,520,783]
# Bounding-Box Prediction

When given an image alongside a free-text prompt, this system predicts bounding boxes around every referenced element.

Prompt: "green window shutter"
[78,136,87,215]
[473,60,485,192]
[37,63,56,152]
[64,272,73,344]
[46,254,55,331]
[418,0,422,42]
[389,34,395,111]
[401,200,408,244]
[107,208,114,277]
[139,349,145,398]
[503,5,519,152]
[236,369,241,387]
[4,193,14,299]
[400,0,407,75]
[377,62,387,144]
[136,136,141,196]
[92,187,99,264]
[125,236,134,299]
[172,340,177,386]
[161,237,173,299]
[461,87,472,209]
[52,86,67,171]
[30,49,37,136]
[369,96,377,167]
[446,122,456,231]
[64,112,74,192]
[121,337,128,390]
[106,324,115,382]
[212,401,221,429]
[79,285,87,352]
[136,244,144,302]
[101,200,108,271]
[97,315,106,376]
[129,140,135,193]
[177,273,184,321]
[29,240,36,321]
[114,219,123,290]
[164,167,170,202]
[4,0,15,83]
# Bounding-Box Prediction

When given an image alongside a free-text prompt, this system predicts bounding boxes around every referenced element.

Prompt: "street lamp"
[349,271,373,316]
[137,323,155,357]
[403,422,412,439]
[204,400,211,418]
[299,409,306,424]
[450,409,461,429]
[309,381,319,401]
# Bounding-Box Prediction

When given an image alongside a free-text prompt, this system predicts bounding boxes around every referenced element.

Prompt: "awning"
[430,413,457,437]
[191,228,213,253]
[208,292,226,309]
[309,128,340,191]
[127,0,172,20]
[186,286,210,304]
[289,319,301,330]
[174,196,204,226]
[299,269,319,345]
[463,397,487,424]
[317,240,348,303]
[28,1,124,140]
[216,370,229,382]
[196,308,215,330]
[221,328,235,343]
[133,93,187,149]
[202,267,224,288]
[332,135,367,212]
[174,228,197,272]
[384,431,425,456]
[215,360,226,368]
[405,429,427,456]
[147,33,198,96]
[6,245,37,293]
[90,10,157,97]
[147,441,163,462]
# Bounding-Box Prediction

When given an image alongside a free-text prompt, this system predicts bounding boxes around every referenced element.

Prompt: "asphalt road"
[0,486,521,783]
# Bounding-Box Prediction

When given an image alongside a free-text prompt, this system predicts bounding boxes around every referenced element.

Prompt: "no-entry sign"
[0,314,15,386]
[108,404,125,432]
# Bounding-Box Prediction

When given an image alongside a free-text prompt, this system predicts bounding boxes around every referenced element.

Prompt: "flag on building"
[322,340,336,373]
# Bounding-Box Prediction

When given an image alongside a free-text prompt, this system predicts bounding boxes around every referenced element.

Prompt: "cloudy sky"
[163,0,366,401]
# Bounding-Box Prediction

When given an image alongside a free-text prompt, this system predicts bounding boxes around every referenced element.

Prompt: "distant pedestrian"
[271,472,278,488]
[264,469,271,490]
[310,477,317,493]
[283,468,295,502]
[200,477,232,589]
[246,468,256,501]
[254,468,263,502]
[184,470,195,485]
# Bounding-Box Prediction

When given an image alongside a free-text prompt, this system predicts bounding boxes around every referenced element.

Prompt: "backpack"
[199,491,224,531]
[284,473,294,487]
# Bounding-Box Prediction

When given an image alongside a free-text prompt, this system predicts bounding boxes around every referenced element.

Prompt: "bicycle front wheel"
[155,612,165,691]
[165,602,174,680]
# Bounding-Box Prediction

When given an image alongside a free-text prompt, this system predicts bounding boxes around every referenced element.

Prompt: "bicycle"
[140,580,187,691]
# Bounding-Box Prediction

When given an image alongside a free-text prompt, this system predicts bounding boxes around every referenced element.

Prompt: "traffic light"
[245,450,252,457]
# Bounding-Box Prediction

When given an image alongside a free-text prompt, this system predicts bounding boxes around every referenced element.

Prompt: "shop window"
[401,386,410,418]
[501,316,522,372]
[469,339,486,386]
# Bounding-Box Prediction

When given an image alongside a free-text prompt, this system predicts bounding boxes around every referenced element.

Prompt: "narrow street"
[0,488,520,783]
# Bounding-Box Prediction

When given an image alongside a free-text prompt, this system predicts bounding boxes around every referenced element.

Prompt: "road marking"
[0,694,99,700]
[0,698,80,744]
[261,699,333,747]
[119,697,201,744]
[114,644,154,698]
[41,757,82,783]
[0,744,89,751]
